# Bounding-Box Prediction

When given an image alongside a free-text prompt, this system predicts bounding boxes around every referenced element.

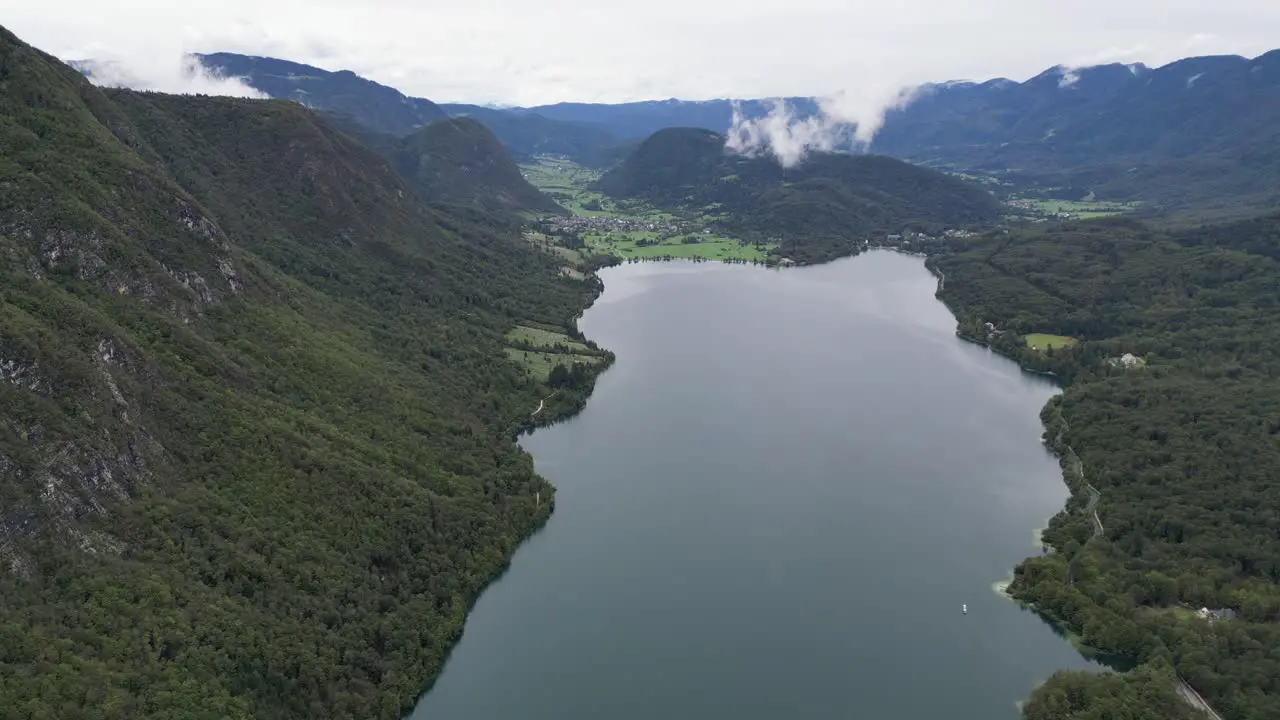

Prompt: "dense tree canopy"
[933,215,1280,720]
[597,127,1003,264]
[0,25,605,718]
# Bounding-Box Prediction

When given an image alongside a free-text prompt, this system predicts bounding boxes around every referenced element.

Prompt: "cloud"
[1068,44,1152,68]
[1186,33,1220,48]
[72,54,265,97]
[725,84,919,168]
[5,1,1280,105]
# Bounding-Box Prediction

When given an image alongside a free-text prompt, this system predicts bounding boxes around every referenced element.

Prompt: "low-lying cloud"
[71,52,265,98]
[725,84,920,168]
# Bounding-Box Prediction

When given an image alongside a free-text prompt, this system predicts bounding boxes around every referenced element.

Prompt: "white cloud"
[2,0,1278,107]
[73,55,265,98]
[1068,44,1153,68]
[726,83,920,167]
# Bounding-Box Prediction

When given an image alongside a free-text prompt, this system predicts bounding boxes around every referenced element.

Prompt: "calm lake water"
[412,251,1098,719]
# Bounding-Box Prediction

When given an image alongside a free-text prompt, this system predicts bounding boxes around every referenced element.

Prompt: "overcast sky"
[4,1,1279,105]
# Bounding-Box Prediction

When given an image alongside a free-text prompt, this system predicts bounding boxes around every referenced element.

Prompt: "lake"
[411,251,1098,719]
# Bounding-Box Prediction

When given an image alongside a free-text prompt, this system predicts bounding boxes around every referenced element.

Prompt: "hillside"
[932,216,1280,720]
[521,51,1280,215]
[290,111,564,216]
[0,25,606,718]
[597,127,1002,263]
[195,52,446,136]
[522,98,814,141]
[187,48,1280,215]
[391,117,567,215]
[190,53,624,166]
[874,52,1280,215]
[439,103,623,166]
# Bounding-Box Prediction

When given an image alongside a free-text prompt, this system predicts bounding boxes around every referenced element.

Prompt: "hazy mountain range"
[189,49,1280,218]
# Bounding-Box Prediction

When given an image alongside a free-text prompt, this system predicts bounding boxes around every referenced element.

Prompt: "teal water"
[412,251,1097,719]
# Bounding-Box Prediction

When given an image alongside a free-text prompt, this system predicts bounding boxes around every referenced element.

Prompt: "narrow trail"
[1084,482,1103,537]
[530,390,559,417]
[1057,416,1101,538]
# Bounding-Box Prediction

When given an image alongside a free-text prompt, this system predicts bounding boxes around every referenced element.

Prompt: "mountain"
[517,52,1280,214]
[188,48,1280,215]
[874,54,1280,166]
[313,111,564,215]
[391,117,567,215]
[195,52,446,136]
[190,54,625,166]
[520,98,806,141]
[598,127,1003,264]
[0,25,606,718]
[872,51,1280,213]
[438,103,623,166]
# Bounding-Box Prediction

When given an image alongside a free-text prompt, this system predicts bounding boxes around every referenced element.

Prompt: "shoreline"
[930,258,1165,702]
[403,273,617,718]
[408,250,1096,718]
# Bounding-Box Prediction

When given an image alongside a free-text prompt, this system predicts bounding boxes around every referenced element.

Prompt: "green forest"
[596,127,1003,264]
[0,26,608,718]
[932,215,1280,720]
[6,17,1280,719]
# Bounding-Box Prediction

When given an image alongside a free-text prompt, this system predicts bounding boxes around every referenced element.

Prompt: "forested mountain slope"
[195,52,446,136]
[439,103,624,166]
[191,53,627,166]
[0,25,604,718]
[598,127,1002,263]
[390,117,566,215]
[932,216,1280,720]
[316,112,566,216]
[877,52,1280,215]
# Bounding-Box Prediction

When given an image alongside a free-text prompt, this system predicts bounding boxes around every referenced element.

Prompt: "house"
[1196,607,1238,623]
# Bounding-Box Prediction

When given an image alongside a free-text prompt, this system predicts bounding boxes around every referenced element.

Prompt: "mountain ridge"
[195,52,447,136]
[392,116,567,215]
[1,24,606,717]
[182,48,1280,217]
[598,127,1003,264]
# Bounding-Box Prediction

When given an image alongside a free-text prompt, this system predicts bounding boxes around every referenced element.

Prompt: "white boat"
[962,604,967,615]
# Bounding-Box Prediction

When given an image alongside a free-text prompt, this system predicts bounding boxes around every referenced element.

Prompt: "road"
[1176,677,1226,720]
[1063,421,1223,720]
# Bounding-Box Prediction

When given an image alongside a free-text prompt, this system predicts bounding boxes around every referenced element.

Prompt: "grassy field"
[521,159,623,217]
[1009,198,1141,219]
[503,348,604,382]
[1025,333,1080,350]
[945,170,1012,189]
[503,324,603,381]
[519,157,777,264]
[506,325,591,353]
[620,237,772,262]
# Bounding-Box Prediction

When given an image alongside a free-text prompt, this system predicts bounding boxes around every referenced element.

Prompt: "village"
[534,213,709,238]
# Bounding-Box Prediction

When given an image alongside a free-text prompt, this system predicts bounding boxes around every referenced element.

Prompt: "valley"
[1005,197,1142,221]
[4,17,1280,720]
[520,157,777,264]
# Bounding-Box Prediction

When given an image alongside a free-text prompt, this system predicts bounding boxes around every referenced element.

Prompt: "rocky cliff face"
[1,24,601,718]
